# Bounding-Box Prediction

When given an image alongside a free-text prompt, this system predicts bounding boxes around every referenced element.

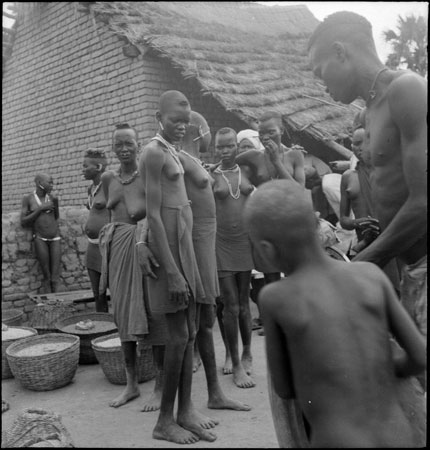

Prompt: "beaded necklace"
[34,191,52,213]
[179,150,205,169]
[154,133,184,174]
[116,168,139,185]
[88,182,102,208]
[215,164,241,199]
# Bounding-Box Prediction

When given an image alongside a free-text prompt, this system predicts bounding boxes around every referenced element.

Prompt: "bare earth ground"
[2,304,279,448]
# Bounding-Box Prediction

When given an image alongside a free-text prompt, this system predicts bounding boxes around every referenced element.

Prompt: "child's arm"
[260,283,296,399]
[383,274,426,377]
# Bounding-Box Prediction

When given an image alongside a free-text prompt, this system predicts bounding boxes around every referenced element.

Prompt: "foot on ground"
[208,391,252,411]
[241,353,253,376]
[258,328,265,336]
[177,411,217,442]
[141,390,161,412]
[181,408,219,429]
[223,355,233,375]
[252,318,262,330]
[153,421,200,444]
[233,366,256,389]
[109,387,140,408]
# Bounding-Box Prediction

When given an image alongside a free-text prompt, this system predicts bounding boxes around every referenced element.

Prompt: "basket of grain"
[29,299,77,335]
[2,309,24,327]
[55,312,117,364]
[2,325,38,379]
[6,333,80,391]
[91,332,155,385]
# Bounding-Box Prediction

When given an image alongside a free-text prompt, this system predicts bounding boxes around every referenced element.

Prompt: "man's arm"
[353,75,427,265]
[339,171,355,230]
[291,150,305,187]
[260,283,295,399]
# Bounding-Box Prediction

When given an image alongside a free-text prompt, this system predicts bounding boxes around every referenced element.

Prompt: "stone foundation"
[2,207,94,322]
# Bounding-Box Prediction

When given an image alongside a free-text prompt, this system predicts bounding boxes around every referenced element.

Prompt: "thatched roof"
[83,1,363,144]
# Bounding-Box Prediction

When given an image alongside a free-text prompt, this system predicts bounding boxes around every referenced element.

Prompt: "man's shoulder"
[260,278,298,307]
[388,70,427,100]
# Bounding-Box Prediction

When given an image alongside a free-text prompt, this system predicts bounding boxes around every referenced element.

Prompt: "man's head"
[112,123,139,163]
[243,180,317,273]
[351,128,365,161]
[215,127,237,165]
[237,129,265,153]
[258,111,284,148]
[156,90,191,143]
[35,173,54,193]
[82,148,108,180]
[182,110,211,155]
[308,12,379,104]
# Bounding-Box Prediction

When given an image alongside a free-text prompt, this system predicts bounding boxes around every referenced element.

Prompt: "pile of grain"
[16,342,71,357]
[2,327,35,341]
[61,320,115,335]
[96,337,121,348]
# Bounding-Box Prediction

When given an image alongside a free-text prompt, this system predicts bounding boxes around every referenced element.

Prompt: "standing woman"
[213,128,255,389]
[82,148,110,312]
[99,123,164,409]
[21,173,61,293]
[140,91,215,445]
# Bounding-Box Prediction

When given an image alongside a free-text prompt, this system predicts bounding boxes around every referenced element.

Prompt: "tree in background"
[383,14,428,78]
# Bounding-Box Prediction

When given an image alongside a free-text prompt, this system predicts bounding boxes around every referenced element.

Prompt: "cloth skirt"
[85,242,102,273]
[216,225,254,273]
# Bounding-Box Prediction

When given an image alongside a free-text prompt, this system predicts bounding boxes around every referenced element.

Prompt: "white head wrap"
[237,129,265,151]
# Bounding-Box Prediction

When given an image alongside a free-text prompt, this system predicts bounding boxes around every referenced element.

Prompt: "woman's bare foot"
[208,391,252,411]
[233,366,255,389]
[141,390,161,412]
[241,353,253,376]
[223,355,233,374]
[186,408,219,429]
[177,411,217,442]
[109,387,140,408]
[153,420,199,444]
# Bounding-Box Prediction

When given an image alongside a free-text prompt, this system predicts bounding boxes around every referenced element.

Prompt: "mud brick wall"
[2,207,95,322]
[2,2,247,214]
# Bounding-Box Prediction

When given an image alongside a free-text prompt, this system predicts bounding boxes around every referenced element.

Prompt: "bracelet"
[135,241,148,246]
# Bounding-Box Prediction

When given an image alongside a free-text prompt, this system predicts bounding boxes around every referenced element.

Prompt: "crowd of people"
[18,11,426,448]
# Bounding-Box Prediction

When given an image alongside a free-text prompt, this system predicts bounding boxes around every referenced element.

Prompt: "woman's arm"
[20,194,45,227]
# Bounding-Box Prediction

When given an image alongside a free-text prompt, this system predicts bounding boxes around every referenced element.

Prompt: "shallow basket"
[55,312,117,364]
[29,300,77,335]
[91,332,155,385]
[6,333,80,391]
[2,309,24,326]
[2,326,38,379]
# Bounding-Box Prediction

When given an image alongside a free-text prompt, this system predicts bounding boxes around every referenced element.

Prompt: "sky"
[257,1,429,62]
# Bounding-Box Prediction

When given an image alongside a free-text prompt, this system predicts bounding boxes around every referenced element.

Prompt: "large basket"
[55,312,117,364]
[2,326,38,379]
[29,299,78,335]
[2,309,24,326]
[6,333,80,391]
[91,332,155,385]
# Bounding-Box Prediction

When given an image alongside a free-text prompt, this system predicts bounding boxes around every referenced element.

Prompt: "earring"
[159,121,164,131]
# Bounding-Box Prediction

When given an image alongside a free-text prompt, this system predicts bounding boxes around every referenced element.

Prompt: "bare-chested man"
[244,179,426,448]
[308,12,427,337]
[21,173,61,293]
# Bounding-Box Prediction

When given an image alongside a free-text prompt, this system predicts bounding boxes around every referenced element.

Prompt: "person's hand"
[167,272,190,306]
[136,243,159,279]
[40,202,55,212]
[263,139,280,164]
[354,217,380,234]
[329,160,350,173]
[205,162,220,172]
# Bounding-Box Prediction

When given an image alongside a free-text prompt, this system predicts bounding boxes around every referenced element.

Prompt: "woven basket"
[91,332,155,385]
[2,326,38,379]
[55,312,117,364]
[6,333,80,391]
[2,309,24,327]
[29,300,77,335]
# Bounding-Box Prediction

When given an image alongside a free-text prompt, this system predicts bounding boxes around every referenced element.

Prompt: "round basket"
[91,332,155,385]
[2,309,24,326]
[55,312,117,364]
[6,333,80,391]
[29,300,77,335]
[2,326,38,379]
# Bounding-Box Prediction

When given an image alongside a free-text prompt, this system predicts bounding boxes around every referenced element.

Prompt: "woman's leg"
[215,295,231,373]
[88,268,108,313]
[141,345,165,412]
[49,239,61,293]
[33,237,52,293]
[236,271,253,376]
[109,341,140,408]
[219,275,255,389]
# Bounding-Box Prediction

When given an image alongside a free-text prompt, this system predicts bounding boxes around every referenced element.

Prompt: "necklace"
[117,168,139,185]
[33,191,51,213]
[88,181,102,208]
[180,150,205,169]
[215,164,241,199]
[367,67,389,104]
[154,133,184,174]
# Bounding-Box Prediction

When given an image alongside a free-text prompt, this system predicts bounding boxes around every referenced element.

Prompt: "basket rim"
[55,312,115,332]
[6,333,80,359]
[91,332,121,349]
[2,308,24,318]
[2,326,38,342]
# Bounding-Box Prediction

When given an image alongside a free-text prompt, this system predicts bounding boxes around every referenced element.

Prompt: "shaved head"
[159,90,190,114]
[244,180,316,251]
[35,173,52,184]
[182,110,212,153]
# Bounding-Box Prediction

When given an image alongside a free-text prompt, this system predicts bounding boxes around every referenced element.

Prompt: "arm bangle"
[135,241,148,246]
